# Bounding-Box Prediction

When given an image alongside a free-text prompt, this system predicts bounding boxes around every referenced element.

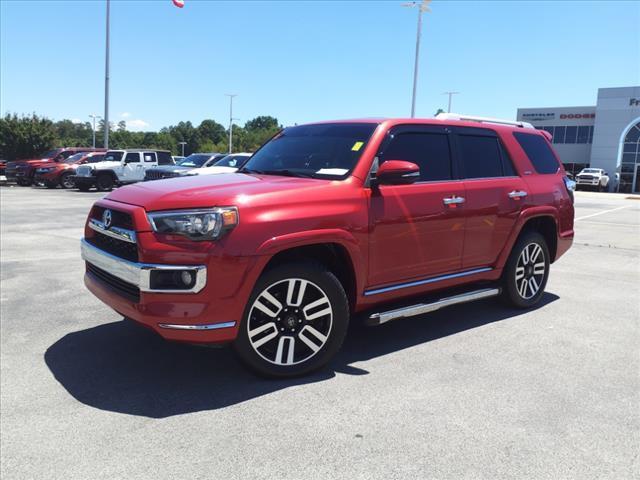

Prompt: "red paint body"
[6,147,105,185]
[34,151,106,186]
[83,118,574,344]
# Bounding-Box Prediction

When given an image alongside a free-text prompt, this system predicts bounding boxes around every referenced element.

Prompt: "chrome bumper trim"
[158,321,236,330]
[88,218,137,243]
[81,238,207,293]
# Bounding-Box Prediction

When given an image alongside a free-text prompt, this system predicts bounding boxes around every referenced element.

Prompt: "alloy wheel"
[515,242,546,299]
[247,278,333,366]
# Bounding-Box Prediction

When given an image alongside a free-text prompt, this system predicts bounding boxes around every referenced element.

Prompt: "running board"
[366,287,501,326]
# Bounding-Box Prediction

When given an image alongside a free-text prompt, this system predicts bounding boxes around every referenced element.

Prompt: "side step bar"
[367,287,501,326]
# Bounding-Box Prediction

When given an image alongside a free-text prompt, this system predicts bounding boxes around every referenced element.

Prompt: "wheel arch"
[256,231,363,311]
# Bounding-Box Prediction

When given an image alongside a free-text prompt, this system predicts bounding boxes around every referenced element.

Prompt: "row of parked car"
[3,147,252,191]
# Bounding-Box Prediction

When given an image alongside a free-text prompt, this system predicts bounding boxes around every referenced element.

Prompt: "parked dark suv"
[81,114,575,377]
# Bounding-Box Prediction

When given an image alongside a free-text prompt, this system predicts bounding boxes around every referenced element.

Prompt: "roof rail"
[435,112,535,129]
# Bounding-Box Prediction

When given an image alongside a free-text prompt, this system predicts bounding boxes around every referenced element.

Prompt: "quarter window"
[380,132,452,182]
[457,135,504,178]
[143,152,156,162]
[513,132,560,174]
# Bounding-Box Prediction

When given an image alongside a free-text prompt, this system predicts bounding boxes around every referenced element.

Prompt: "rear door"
[368,125,466,287]
[453,127,528,269]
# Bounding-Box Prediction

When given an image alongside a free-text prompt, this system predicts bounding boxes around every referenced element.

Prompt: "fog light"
[180,270,193,286]
[149,269,197,290]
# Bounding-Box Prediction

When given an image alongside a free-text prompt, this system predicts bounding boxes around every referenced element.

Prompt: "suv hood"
[105,172,335,211]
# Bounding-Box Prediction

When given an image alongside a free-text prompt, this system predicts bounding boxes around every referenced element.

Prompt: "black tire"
[95,173,114,192]
[17,178,31,186]
[501,231,550,308]
[77,184,91,192]
[59,172,75,189]
[44,181,57,189]
[234,262,349,378]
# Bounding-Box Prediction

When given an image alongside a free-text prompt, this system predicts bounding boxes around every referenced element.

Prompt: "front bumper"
[81,238,207,294]
[576,179,600,186]
[73,175,97,187]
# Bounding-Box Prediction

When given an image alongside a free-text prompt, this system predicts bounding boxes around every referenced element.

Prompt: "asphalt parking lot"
[1,185,639,479]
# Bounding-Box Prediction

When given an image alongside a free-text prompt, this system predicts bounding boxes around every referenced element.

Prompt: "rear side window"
[380,132,451,182]
[514,132,560,174]
[143,152,156,163]
[157,152,173,165]
[457,135,504,178]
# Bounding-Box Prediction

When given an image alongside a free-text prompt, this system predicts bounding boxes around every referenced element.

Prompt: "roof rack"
[436,112,535,129]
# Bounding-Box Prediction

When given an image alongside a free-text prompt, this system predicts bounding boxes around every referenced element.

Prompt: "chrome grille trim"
[89,218,137,243]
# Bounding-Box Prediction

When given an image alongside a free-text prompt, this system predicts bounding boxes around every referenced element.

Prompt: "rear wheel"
[234,262,349,377]
[77,183,91,192]
[502,231,550,308]
[95,173,114,192]
[59,172,75,189]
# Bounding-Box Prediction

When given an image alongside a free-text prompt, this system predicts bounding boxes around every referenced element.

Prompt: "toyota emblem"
[102,209,112,229]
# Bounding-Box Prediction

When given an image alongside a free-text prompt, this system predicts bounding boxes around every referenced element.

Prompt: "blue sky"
[1,0,638,131]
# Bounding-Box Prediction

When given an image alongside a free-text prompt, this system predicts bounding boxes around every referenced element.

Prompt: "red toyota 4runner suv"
[81,115,575,377]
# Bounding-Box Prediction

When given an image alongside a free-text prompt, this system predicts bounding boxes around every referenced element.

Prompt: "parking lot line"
[575,205,630,221]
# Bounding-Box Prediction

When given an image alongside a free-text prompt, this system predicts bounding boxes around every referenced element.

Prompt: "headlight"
[37,167,54,173]
[147,207,238,241]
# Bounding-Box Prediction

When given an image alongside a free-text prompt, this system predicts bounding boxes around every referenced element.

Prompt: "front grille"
[76,165,93,177]
[91,206,134,230]
[579,175,594,180]
[145,169,179,181]
[86,262,140,302]
[87,231,139,262]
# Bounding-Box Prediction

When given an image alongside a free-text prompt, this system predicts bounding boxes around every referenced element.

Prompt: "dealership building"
[517,86,640,192]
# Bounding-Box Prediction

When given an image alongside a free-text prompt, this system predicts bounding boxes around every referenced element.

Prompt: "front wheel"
[502,231,550,308]
[234,262,349,377]
[95,174,114,192]
[59,172,75,189]
[77,183,91,192]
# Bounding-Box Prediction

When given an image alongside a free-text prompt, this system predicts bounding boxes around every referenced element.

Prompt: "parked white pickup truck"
[575,168,610,191]
[73,149,173,191]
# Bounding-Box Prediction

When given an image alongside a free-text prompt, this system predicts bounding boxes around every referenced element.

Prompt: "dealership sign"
[522,112,555,121]
[559,113,595,119]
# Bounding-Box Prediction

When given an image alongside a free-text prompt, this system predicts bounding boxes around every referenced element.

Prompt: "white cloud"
[71,118,83,124]
[120,112,131,118]
[126,119,150,131]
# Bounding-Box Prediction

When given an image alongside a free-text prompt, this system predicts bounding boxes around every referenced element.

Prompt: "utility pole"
[178,142,187,157]
[443,91,460,113]
[89,114,101,148]
[103,0,110,148]
[403,0,431,118]
[225,94,238,154]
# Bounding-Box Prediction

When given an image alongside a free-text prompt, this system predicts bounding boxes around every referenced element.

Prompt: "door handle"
[443,196,465,205]
[508,190,528,199]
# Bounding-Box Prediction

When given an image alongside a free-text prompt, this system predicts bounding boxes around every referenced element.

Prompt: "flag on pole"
[172,0,185,8]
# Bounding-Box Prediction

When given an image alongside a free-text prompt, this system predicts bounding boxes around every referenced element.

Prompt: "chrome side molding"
[364,267,492,296]
[367,287,501,326]
[158,321,236,330]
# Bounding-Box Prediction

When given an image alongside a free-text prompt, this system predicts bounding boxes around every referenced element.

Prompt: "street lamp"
[103,0,110,148]
[225,94,239,154]
[89,114,101,148]
[402,0,431,118]
[442,91,460,113]
[178,142,187,157]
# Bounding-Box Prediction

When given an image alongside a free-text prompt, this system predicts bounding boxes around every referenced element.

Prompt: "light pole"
[403,0,431,118]
[443,91,460,113]
[103,0,110,148]
[89,114,101,148]
[178,142,187,157]
[225,94,238,153]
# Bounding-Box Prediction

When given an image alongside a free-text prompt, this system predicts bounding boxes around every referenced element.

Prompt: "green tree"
[434,108,445,116]
[197,119,226,145]
[245,116,280,132]
[117,120,127,132]
[0,113,56,160]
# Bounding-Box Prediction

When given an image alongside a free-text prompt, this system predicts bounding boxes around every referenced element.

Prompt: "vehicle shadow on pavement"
[44,293,558,418]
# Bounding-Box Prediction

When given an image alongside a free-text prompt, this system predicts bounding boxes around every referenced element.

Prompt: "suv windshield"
[241,123,378,179]
[104,151,124,162]
[63,153,85,164]
[178,154,212,167]
[214,154,250,168]
[40,149,60,159]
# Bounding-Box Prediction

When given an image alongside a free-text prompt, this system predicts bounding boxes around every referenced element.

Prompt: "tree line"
[0,113,282,161]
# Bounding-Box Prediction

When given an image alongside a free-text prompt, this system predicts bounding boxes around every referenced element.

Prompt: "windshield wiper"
[239,167,265,174]
[259,169,315,178]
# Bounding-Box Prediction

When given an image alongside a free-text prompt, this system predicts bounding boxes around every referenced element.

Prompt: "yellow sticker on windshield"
[351,141,364,151]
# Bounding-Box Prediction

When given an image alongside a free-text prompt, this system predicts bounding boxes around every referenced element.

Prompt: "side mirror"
[375,160,420,185]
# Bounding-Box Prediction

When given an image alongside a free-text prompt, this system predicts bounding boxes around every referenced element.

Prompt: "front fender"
[255,228,365,296]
